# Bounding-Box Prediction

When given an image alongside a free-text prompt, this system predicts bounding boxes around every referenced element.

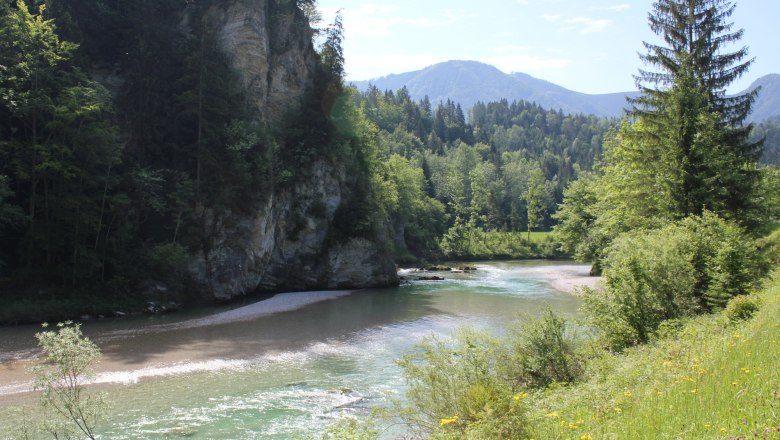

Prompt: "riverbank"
[527,273,780,439]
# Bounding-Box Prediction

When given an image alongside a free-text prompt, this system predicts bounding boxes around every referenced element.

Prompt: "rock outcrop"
[185,0,398,300]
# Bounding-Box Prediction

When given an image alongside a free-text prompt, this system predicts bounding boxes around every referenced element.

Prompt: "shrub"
[681,212,757,310]
[396,328,528,439]
[583,212,757,351]
[502,309,583,388]
[583,224,699,350]
[723,295,760,322]
[31,322,106,439]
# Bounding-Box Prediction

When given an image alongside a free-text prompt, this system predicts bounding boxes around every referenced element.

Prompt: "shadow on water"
[96,287,440,366]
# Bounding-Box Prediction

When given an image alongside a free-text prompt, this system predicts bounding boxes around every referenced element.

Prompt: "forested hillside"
[353,86,615,260]
[0,0,399,323]
[352,60,780,123]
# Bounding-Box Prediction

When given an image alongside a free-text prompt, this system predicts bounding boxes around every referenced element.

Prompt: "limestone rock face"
[186,0,398,300]
[205,0,318,124]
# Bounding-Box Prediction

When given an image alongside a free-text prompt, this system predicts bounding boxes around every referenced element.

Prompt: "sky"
[314,0,780,95]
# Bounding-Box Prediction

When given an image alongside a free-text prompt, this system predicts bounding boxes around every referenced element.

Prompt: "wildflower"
[690,389,697,394]
[545,413,559,418]
[513,392,528,401]
[623,390,633,397]
[580,435,593,440]
[613,407,622,413]
[440,415,459,426]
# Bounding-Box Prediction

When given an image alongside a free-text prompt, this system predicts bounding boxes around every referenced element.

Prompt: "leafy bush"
[502,309,583,388]
[583,212,757,351]
[396,328,528,439]
[681,212,757,310]
[31,322,106,439]
[582,224,698,350]
[723,295,760,322]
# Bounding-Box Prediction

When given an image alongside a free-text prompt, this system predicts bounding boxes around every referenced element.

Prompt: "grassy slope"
[527,274,780,440]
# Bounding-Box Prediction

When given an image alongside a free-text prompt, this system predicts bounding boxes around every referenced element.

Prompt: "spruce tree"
[631,0,760,221]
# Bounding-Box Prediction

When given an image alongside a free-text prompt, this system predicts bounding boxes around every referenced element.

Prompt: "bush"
[502,309,583,388]
[582,224,698,350]
[723,295,760,322]
[583,212,757,351]
[681,212,757,310]
[31,322,106,439]
[396,328,528,439]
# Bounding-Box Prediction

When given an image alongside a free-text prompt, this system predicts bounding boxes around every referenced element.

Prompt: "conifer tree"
[631,0,760,221]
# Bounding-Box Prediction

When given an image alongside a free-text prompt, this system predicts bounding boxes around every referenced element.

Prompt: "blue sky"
[315,0,779,94]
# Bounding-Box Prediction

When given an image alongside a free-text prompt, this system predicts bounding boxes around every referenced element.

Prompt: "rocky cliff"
[186,0,398,300]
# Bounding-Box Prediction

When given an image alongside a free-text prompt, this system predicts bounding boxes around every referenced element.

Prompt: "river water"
[0,261,589,439]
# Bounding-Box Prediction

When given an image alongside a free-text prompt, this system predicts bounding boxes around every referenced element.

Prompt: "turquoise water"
[0,261,586,439]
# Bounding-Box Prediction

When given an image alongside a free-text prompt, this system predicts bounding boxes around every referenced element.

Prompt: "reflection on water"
[0,261,588,439]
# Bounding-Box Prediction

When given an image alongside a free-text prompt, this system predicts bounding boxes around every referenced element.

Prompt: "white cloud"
[540,10,613,34]
[558,16,613,34]
[605,4,630,12]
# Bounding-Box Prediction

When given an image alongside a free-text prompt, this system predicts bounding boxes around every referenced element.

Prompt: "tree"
[0,1,124,285]
[320,11,345,85]
[31,322,106,439]
[631,0,760,222]
[524,166,551,241]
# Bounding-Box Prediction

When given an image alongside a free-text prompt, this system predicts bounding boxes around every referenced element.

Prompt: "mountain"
[350,60,637,118]
[351,60,780,122]
[746,74,780,123]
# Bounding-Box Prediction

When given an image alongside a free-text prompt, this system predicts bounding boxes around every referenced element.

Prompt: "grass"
[526,274,780,440]
[440,230,563,260]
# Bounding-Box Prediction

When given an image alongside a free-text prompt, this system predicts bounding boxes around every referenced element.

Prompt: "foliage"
[352,86,615,261]
[303,415,379,440]
[396,328,529,439]
[583,213,757,351]
[723,295,760,322]
[31,322,106,439]
[502,308,583,389]
[394,310,585,438]
[528,271,780,439]
[631,0,760,223]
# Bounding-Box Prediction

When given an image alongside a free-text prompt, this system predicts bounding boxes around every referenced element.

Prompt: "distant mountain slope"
[351,60,780,122]
[746,74,780,123]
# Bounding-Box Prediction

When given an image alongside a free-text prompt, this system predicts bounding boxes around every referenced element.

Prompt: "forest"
[1,0,779,438]
[2,0,780,323]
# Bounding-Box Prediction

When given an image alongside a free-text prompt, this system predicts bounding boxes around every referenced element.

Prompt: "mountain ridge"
[350,60,780,122]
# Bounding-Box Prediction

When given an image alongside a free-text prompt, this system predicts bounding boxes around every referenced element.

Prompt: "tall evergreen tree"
[631,0,760,221]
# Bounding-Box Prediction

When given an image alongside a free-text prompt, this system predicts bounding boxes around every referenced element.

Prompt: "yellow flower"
[513,392,529,401]
[580,434,593,440]
[690,389,698,394]
[545,412,559,418]
[613,407,622,413]
[440,415,459,426]
[623,390,633,397]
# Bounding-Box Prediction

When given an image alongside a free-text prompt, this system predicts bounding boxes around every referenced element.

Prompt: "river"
[0,261,593,439]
